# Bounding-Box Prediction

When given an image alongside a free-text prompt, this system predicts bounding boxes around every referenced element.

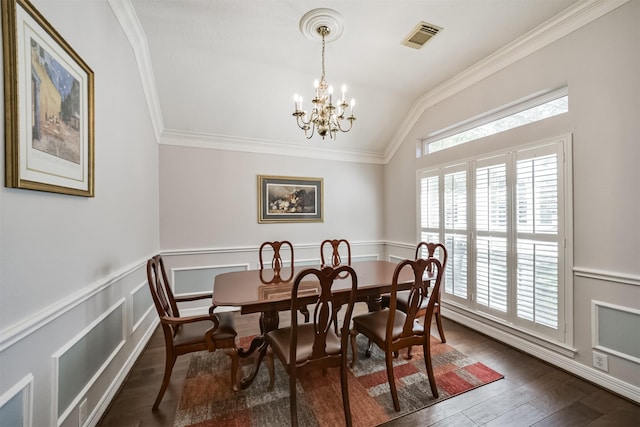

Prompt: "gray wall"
[386,0,640,393]
[159,145,385,250]
[0,1,159,426]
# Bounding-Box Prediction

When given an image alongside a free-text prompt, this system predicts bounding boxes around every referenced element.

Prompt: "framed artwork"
[258,175,323,223]
[2,0,95,196]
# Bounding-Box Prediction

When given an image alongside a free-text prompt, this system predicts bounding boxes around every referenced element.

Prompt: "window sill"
[441,301,576,359]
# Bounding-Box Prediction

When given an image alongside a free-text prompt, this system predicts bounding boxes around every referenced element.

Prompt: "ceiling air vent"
[402,22,442,49]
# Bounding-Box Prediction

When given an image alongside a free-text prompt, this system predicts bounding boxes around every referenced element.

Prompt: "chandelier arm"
[334,116,355,133]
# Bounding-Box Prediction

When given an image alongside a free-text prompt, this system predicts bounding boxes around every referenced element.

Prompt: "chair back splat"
[415,241,448,268]
[260,240,309,321]
[351,257,444,412]
[146,255,239,410]
[320,239,353,332]
[260,240,294,270]
[382,241,448,343]
[320,238,351,267]
[266,265,358,426]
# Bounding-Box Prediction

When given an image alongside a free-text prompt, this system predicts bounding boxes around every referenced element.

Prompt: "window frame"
[418,86,569,157]
[417,134,573,346]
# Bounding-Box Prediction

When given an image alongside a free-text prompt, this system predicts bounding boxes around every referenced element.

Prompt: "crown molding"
[383,0,631,164]
[160,129,386,164]
[108,0,164,142]
[111,0,629,164]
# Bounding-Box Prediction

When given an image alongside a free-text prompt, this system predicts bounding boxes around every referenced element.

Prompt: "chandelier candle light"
[293,9,355,140]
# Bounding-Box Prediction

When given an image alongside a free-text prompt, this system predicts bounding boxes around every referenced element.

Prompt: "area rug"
[173,334,503,427]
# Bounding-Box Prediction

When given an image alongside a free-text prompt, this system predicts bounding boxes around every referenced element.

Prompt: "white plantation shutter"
[516,151,560,329]
[517,240,558,327]
[418,135,570,343]
[419,174,441,253]
[444,169,468,298]
[476,160,508,313]
[420,175,439,231]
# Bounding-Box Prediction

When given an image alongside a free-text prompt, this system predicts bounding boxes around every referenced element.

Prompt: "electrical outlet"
[79,398,88,427]
[593,351,609,372]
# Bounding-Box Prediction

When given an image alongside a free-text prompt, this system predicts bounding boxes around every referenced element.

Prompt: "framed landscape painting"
[2,0,95,196]
[258,175,323,223]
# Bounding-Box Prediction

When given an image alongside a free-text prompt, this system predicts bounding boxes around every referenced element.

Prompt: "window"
[419,136,571,343]
[421,87,568,156]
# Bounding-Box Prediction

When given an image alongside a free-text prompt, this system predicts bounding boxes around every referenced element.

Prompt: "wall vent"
[402,22,442,49]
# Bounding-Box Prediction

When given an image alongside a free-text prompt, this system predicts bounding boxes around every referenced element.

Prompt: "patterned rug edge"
[174,335,504,427]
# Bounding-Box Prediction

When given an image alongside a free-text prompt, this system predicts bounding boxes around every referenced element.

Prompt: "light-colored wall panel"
[53,301,125,425]
[174,265,248,295]
[131,281,153,334]
[593,301,640,363]
[0,374,33,427]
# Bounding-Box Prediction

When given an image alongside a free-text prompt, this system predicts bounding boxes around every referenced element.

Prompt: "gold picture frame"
[258,175,323,223]
[2,0,95,196]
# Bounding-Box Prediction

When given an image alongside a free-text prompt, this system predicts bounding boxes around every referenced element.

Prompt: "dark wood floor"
[98,306,640,426]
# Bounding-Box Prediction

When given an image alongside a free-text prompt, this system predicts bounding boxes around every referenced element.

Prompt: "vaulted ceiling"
[121,0,592,163]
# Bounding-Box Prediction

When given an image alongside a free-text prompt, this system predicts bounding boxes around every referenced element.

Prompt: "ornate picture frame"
[258,175,324,223]
[2,0,95,196]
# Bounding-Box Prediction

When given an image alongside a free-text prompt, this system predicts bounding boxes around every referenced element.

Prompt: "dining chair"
[265,265,358,427]
[381,242,448,344]
[260,240,310,322]
[259,240,294,270]
[146,255,239,410]
[350,257,444,411]
[320,238,352,268]
[321,239,352,333]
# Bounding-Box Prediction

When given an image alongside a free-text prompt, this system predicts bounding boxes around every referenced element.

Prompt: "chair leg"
[340,361,353,427]
[385,349,400,412]
[224,347,239,391]
[289,371,298,427]
[300,305,310,323]
[349,330,358,368]
[365,339,373,358]
[266,347,275,390]
[423,338,439,399]
[405,346,413,360]
[153,352,176,410]
[333,303,344,336]
[435,311,446,343]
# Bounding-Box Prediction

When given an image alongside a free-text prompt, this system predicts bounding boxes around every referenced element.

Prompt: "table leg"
[367,294,382,312]
[238,308,279,389]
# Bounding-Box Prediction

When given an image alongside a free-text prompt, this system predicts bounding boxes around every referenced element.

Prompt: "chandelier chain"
[321,29,326,82]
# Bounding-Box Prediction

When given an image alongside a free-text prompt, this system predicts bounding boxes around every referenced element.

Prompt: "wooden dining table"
[212,260,418,389]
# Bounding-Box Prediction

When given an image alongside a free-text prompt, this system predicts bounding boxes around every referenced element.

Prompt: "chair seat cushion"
[174,312,237,346]
[352,308,424,342]
[267,323,341,365]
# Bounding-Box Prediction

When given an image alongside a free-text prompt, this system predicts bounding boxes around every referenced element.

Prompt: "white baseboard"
[442,308,640,404]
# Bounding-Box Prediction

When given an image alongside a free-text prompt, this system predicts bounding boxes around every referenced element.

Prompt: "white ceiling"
[127,0,583,162]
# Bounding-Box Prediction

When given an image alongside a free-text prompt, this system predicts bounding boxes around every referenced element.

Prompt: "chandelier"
[293,9,355,140]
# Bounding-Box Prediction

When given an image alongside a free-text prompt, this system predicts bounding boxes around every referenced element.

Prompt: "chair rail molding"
[574,267,640,287]
[0,254,153,352]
